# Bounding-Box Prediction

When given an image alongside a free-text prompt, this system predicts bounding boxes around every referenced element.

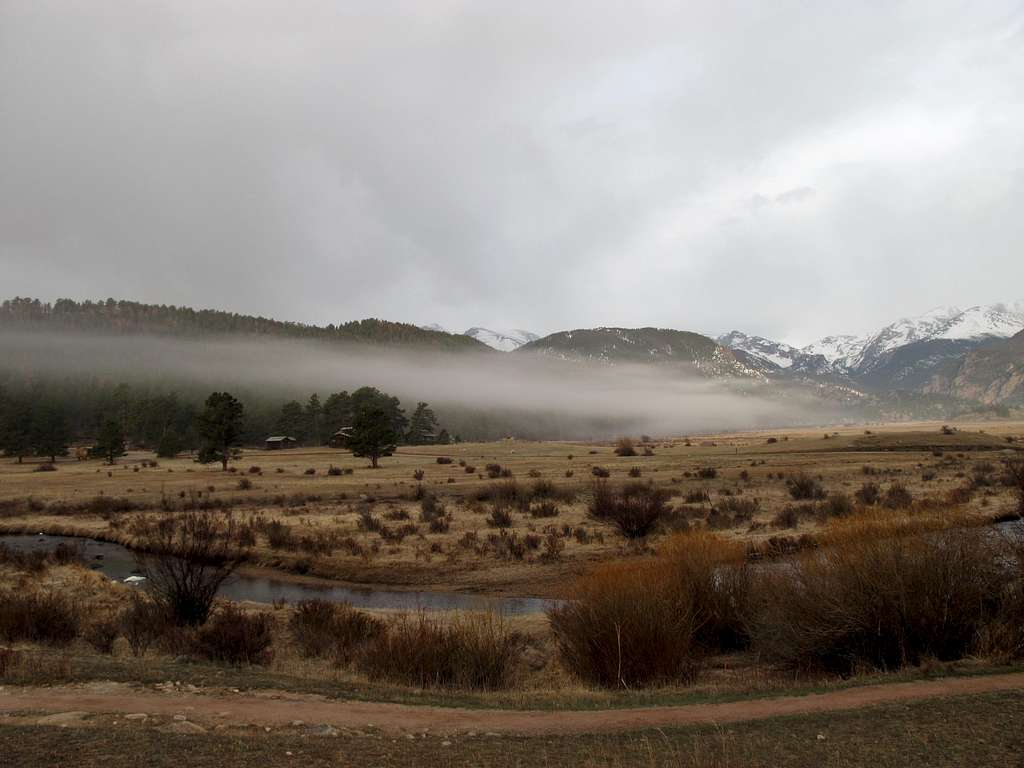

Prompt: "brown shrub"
[84,618,120,654]
[882,482,914,510]
[771,505,802,529]
[787,473,826,501]
[289,599,383,662]
[588,480,667,539]
[548,559,702,688]
[120,595,166,657]
[748,522,1010,674]
[194,604,274,666]
[359,611,521,690]
[660,532,752,651]
[855,482,881,506]
[1005,459,1024,515]
[614,437,637,457]
[0,590,80,646]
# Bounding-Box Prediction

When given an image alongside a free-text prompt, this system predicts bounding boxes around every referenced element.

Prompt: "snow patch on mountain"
[800,335,868,367]
[464,327,540,352]
[834,302,1024,372]
[716,331,803,369]
[725,301,1024,378]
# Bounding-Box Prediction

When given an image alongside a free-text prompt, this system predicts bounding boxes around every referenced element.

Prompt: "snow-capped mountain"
[420,324,541,351]
[852,303,1024,370]
[718,301,1024,393]
[716,331,805,369]
[464,327,540,352]
[800,335,869,370]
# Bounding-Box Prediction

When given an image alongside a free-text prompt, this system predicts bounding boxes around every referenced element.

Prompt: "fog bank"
[0,331,844,438]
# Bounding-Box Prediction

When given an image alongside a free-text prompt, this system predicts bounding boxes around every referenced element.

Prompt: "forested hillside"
[0,298,490,353]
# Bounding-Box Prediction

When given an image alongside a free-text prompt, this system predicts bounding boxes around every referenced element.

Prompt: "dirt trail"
[2,673,1023,735]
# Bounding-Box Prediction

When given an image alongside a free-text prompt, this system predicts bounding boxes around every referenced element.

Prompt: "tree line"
[0,297,485,352]
[0,378,454,466]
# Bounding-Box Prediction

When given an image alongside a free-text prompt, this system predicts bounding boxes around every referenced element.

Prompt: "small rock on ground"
[160,721,207,735]
[35,712,90,728]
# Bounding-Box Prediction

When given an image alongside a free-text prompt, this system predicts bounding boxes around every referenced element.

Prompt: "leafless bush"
[134,510,248,626]
[120,595,166,657]
[588,480,667,539]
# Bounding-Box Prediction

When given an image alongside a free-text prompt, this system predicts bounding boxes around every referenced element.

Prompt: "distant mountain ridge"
[518,327,759,378]
[0,297,491,353]
[6,296,1023,414]
[718,301,1024,402]
[420,324,540,351]
[464,327,540,352]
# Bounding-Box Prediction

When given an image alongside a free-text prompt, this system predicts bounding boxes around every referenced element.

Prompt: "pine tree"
[0,393,33,463]
[156,430,183,459]
[351,387,407,437]
[275,400,306,441]
[91,419,126,465]
[406,402,439,445]
[31,399,70,463]
[196,392,244,470]
[305,393,323,446]
[346,408,397,468]
[323,391,353,432]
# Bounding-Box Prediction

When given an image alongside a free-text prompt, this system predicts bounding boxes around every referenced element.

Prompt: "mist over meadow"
[0,330,840,439]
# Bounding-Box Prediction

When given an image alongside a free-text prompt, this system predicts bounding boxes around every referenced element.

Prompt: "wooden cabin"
[328,427,352,448]
[265,435,297,450]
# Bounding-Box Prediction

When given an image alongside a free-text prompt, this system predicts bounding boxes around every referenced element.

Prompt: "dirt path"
[3,672,1024,735]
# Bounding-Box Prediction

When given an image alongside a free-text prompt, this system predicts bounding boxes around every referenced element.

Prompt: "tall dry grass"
[359,611,522,690]
[748,517,1014,674]
[549,532,749,688]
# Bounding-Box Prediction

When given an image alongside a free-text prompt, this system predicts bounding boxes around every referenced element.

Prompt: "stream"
[0,534,554,615]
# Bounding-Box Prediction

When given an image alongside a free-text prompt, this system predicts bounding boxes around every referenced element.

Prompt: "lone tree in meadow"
[346,407,398,468]
[196,391,244,471]
[91,419,126,465]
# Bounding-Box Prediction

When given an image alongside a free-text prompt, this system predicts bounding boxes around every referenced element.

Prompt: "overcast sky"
[2,2,1023,346]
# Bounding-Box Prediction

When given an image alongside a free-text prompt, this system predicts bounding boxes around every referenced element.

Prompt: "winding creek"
[0,534,555,615]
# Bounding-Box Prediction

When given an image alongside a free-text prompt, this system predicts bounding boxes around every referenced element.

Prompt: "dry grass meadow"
[3,419,1024,767]
[1,419,1021,596]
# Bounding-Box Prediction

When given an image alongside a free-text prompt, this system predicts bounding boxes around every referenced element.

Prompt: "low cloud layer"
[0,331,840,438]
[3,2,1022,344]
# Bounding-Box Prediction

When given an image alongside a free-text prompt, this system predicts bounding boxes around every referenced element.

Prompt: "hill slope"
[518,327,757,377]
[936,330,1024,405]
[0,298,491,353]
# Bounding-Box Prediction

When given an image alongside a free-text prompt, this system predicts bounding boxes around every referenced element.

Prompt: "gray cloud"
[2,1,1023,345]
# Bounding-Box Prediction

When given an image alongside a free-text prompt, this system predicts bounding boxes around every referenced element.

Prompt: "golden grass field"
[3,419,1024,768]
[1,419,1022,596]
